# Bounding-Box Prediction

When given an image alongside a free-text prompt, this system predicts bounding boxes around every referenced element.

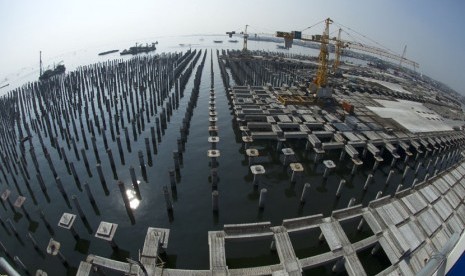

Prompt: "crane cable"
[300,19,326,32]
[332,21,397,54]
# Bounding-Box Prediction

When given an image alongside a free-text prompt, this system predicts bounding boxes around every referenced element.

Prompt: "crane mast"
[333,28,343,71]
[314,18,332,88]
[399,45,407,67]
[243,25,249,52]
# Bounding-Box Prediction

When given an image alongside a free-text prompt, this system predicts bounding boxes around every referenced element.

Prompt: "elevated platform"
[76,160,465,276]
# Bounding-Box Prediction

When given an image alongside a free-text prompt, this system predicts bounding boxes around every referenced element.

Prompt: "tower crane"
[242,25,249,52]
[276,18,419,83]
[226,24,249,52]
[313,18,332,88]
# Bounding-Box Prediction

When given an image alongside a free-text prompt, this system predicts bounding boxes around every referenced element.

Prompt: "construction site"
[1,17,465,276]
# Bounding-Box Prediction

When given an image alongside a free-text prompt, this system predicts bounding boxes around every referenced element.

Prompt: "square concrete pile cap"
[95,221,118,241]
[250,165,266,175]
[352,158,364,166]
[209,106,216,112]
[282,148,295,155]
[13,196,26,208]
[323,160,336,169]
[36,269,48,276]
[246,149,259,157]
[209,111,217,117]
[58,213,76,229]
[239,126,249,132]
[374,156,383,162]
[289,163,304,172]
[242,136,253,143]
[1,189,11,201]
[208,136,220,143]
[47,238,61,255]
[209,117,218,122]
[208,126,219,132]
[208,150,220,158]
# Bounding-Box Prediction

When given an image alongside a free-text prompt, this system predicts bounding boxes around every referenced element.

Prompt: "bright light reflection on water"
[126,189,140,209]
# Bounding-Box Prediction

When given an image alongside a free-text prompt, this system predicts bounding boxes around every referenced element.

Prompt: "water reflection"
[126,189,140,210]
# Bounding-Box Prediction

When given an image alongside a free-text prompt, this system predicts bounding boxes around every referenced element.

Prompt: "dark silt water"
[0,37,428,275]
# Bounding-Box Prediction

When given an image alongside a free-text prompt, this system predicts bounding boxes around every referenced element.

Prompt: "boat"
[38,51,66,81]
[0,83,9,89]
[39,64,66,81]
[228,40,238,43]
[213,40,223,43]
[98,49,119,56]
[120,42,157,55]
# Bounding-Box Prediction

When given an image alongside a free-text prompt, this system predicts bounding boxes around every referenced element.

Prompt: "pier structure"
[76,161,465,275]
[0,47,464,275]
[226,85,465,177]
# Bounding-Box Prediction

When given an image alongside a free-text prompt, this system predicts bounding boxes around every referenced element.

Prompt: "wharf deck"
[77,160,465,276]
[230,86,465,162]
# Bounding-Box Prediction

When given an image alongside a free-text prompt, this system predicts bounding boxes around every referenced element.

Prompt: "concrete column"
[129,166,141,199]
[91,136,100,163]
[39,209,54,235]
[96,164,107,191]
[351,163,358,175]
[69,162,81,189]
[116,135,125,165]
[332,257,345,273]
[415,161,422,176]
[395,184,403,194]
[163,186,173,213]
[386,170,394,185]
[390,157,396,168]
[173,151,180,172]
[211,169,218,189]
[169,170,176,190]
[339,150,345,161]
[71,195,87,222]
[80,149,92,177]
[117,180,133,216]
[13,256,28,275]
[258,188,267,209]
[145,138,152,167]
[300,183,311,204]
[347,197,356,208]
[36,173,47,192]
[84,183,96,205]
[107,149,117,179]
[150,126,158,154]
[212,191,219,212]
[336,179,345,197]
[402,166,409,180]
[412,178,418,188]
[124,127,131,152]
[363,174,373,190]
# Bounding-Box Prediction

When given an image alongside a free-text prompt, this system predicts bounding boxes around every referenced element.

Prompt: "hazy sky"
[1,0,464,93]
